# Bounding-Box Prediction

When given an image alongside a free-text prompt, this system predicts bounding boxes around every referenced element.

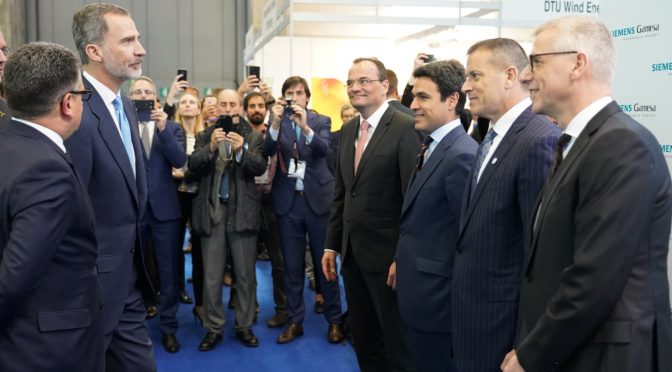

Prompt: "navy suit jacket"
[0,121,103,371]
[396,125,477,332]
[517,102,672,372]
[140,120,186,221]
[263,111,333,216]
[452,106,560,372]
[65,75,152,336]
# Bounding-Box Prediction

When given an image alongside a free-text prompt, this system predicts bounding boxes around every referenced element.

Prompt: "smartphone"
[133,99,154,122]
[424,54,436,63]
[247,65,261,78]
[177,68,188,82]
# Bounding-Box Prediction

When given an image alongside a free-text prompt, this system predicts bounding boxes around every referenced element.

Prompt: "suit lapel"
[526,102,620,271]
[341,117,358,186]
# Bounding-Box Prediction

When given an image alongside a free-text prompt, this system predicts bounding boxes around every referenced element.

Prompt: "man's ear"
[85,43,103,63]
[60,93,75,120]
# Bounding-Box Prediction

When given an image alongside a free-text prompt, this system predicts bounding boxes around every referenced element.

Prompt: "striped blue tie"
[113,96,136,177]
[470,129,497,198]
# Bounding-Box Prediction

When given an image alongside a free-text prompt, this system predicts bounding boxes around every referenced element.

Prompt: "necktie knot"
[416,136,434,171]
[551,133,572,176]
[360,120,370,133]
[422,135,434,147]
[113,96,123,111]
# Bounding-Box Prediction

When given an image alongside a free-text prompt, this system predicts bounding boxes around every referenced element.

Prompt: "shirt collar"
[360,101,390,130]
[429,118,462,144]
[13,118,66,153]
[564,96,613,139]
[490,97,531,137]
[83,70,119,105]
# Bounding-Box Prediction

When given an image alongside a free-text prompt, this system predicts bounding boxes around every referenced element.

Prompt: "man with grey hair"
[452,37,560,372]
[0,42,103,372]
[0,31,10,129]
[66,3,156,371]
[502,15,672,372]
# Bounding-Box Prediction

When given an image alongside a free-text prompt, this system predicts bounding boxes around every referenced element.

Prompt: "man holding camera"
[263,76,344,344]
[129,76,186,353]
[189,89,266,350]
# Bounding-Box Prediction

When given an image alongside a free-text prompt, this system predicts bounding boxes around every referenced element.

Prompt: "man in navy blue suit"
[264,76,344,344]
[66,4,156,370]
[0,42,104,372]
[451,38,560,372]
[130,76,187,353]
[395,60,477,372]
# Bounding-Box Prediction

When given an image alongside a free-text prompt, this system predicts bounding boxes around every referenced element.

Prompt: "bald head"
[216,89,241,116]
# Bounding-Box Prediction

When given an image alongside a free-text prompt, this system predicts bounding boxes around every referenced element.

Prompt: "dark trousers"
[178,191,203,306]
[276,193,342,325]
[408,329,456,372]
[259,193,287,313]
[342,250,416,372]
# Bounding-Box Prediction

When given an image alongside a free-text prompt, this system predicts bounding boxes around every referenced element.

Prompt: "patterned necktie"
[416,135,434,171]
[470,128,497,198]
[113,96,136,177]
[141,122,151,158]
[550,133,572,177]
[354,120,370,173]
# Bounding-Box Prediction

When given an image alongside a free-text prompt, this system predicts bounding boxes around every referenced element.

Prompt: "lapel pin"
[491,158,498,165]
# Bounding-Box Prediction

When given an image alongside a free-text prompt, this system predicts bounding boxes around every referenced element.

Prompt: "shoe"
[266,312,289,328]
[198,332,223,351]
[235,329,259,347]
[161,334,180,353]
[327,323,344,344]
[180,292,194,304]
[192,306,204,326]
[276,323,304,344]
[314,296,324,314]
[146,304,158,319]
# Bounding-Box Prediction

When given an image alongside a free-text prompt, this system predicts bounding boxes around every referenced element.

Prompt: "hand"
[321,250,338,282]
[414,53,429,70]
[224,131,245,153]
[289,104,308,133]
[238,75,260,96]
[172,167,184,180]
[203,104,218,124]
[501,350,525,372]
[386,261,397,289]
[151,109,168,131]
[209,128,226,153]
[270,98,286,129]
[259,81,273,102]
[166,74,190,106]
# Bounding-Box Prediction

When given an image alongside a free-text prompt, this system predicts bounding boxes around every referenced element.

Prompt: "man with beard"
[66,3,156,371]
[244,91,289,329]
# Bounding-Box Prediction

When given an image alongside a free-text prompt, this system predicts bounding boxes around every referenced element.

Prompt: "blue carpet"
[148,252,359,372]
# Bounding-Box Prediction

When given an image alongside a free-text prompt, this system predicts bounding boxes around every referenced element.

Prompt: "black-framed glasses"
[70,89,93,101]
[345,78,382,88]
[0,46,10,55]
[529,51,578,72]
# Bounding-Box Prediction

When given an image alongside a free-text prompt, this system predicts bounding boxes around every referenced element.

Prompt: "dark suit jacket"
[326,105,422,272]
[396,125,477,332]
[517,101,672,372]
[141,120,186,221]
[0,121,103,371]
[388,99,414,117]
[452,106,560,372]
[263,111,334,216]
[65,76,153,335]
[189,118,267,236]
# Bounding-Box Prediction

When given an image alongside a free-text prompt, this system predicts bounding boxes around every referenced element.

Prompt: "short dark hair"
[466,38,529,72]
[281,76,311,100]
[413,60,467,114]
[352,57,387,81]
[243,91,265,110]
[72,3,129,64]
[3,42,81,119]
[386,69,399,97]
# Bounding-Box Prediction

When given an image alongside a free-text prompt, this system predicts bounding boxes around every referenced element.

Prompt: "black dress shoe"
[235,329,259,347]
[179,292,194,304]
[161,334,180,353]
[266,312,289,328]
[277,323,304,344]
[327,323,344,344]
[198,332,223,351]
[314,299,324,314]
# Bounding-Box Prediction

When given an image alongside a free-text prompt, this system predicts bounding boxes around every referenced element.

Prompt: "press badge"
[288,160,306,180]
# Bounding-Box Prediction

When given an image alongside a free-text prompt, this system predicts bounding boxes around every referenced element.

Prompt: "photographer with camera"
[263,76,344,345]
[188,89,267,350]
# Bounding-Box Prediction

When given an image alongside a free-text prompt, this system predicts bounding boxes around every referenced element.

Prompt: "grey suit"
[189,119,267,334]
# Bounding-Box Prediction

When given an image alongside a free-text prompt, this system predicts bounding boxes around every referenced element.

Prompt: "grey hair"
[534,15,616,83]
[72,3,129,64]
[3,42,81,119]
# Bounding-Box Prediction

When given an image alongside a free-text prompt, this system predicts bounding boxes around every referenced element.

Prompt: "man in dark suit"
[323,57,421,372]
[189,89,267,350]
[130,76,187,353]
[386,69,414,117]
[0,31,9,129]
[264,76,344,344]
[66,4,156,371]
[452,38,560,372]
[395,60,477,372]
[502,15,672,372]
[0,42,103,372]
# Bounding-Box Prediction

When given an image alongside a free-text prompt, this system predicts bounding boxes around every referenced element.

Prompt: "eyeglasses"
[528,51,578,72]
[131,89,156,96]
[70,89,93,101]
[0,46,10,55]
[345,78,381,88]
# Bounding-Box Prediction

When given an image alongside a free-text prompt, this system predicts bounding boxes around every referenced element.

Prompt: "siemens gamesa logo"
[612,24,660,39]
[621,103,657,119]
